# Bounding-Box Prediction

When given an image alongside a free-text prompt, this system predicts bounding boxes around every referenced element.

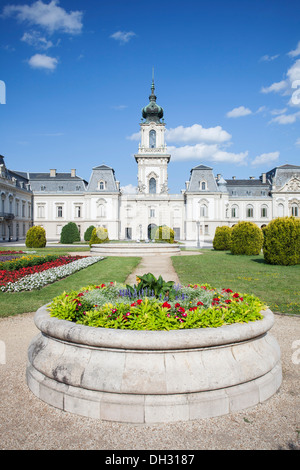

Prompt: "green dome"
[142,80,164,123]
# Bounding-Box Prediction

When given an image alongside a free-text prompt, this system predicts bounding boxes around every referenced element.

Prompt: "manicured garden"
[0,249,140,317]
[172,250,300,315]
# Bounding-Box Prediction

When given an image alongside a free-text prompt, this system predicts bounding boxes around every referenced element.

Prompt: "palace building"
[1,81,300,244]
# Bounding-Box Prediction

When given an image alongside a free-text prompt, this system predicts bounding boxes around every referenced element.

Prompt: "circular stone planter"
[26,306,282,423]
[90,242,180,256]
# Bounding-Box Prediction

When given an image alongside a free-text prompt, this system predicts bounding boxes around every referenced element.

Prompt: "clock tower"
[134,79,170,194]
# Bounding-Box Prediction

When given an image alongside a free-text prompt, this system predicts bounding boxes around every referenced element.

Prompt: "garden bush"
[89,227,109,246]
[213,226,232,250]
[230,221,263,255]
[154,225,175,244]
[263,216,300,265]
[25,226,46,248]
[84,225,95,242]
[60,222,81,244]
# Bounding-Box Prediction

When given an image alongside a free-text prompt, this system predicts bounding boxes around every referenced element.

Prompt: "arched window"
[200,181,206,191]
[291,204,299,217]
[231,205,239,218]
[98,204,105,217]
[149,177,156,194]
[200,204,208,218]
[261,205,268,218]
[278,203,284,217]
[149,130,156,148]
[246,205,254,218]
[98,180,106,190]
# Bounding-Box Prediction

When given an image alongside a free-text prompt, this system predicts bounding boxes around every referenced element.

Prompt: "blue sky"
[0,0,299,193]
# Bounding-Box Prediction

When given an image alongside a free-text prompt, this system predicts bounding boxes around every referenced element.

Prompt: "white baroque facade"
[2,81,300,244]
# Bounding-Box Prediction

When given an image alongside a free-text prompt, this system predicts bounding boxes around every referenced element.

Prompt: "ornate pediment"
[279,176,300,193]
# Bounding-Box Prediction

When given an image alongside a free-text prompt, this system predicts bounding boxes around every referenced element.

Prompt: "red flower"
[225,299,232,304]
[131,302,136,307]
[136,299,143,305]
[233,293,240,298]
[189,306,197,311]
[101,283,106,288]
[175,303,181,308]
[162,302,171,309]
[178,307,185,313]
[197,301,204,306]
[223,288,233,293]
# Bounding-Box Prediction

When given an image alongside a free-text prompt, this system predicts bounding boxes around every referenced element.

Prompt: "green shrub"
[213,226,232,250]
[230,221,263,255]
[89,227,109,246]
[154,225,175,244]
[84,225,95,242]
[25,226,46,248]
[60,222,80,244]
[263,217,300,265]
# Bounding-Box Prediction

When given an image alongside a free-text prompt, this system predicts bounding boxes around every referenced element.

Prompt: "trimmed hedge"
[263,216,300,265]
[154,225,175,244]
[89,227,109,246]
[230,221,263,255]
[213,226,232,250]
[84,225,95,242]
[60,222,80,244]
[25,226,46,248]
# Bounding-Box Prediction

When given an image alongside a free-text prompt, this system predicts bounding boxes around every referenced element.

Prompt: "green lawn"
[172,250,300,315]
[0,255,141,317]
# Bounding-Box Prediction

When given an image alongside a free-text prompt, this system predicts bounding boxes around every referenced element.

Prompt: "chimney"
[71,169,76,177]
[262,173,266,184]
[50,169,56,177]
[232,176,236,180]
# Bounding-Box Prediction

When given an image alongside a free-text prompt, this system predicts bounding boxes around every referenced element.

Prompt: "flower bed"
[1,256,104,292]
[49,275,265,330]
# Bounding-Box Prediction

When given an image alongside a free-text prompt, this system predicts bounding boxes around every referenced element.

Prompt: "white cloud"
[127,131,140,141]
[226,106,252,118]
[288,41,300,58]
[295,138,300,147]
[21,30,53,49]
[270,112,300,124]
[3,0,83,34]
[260,54,279,62]
[251,151,280,166]
[167,143,248,165]
[270,108,288,115]
[110,31,136,44]
[165,124,231,144]
[261,80,288,94]
[27,53,58,70]
[121,184,137,194]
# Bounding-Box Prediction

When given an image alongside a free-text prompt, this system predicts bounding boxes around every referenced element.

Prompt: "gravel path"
[0,310,299,450]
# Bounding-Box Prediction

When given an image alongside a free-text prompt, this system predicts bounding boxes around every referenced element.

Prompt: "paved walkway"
[125,255,181,285]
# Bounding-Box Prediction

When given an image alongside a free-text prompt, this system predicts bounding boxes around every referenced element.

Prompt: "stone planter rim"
[35,305,274,351]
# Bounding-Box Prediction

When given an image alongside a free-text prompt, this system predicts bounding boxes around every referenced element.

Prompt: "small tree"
[263,217,300,265]
[25,226,46,248]
[230,221,263,255]
[154,225,175,244]
[84,225,95,242]
[60,222,80,244]
[89,227,109,246]
[213,226,232,250]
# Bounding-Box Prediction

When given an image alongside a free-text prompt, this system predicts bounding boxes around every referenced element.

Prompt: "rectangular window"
[58,186,64,191]
[57,206,63,218]
[22,203,25,218]
[37,206,45,218]
[204,225,209,235]
[75,205,81,218]
[150,209,155,218]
